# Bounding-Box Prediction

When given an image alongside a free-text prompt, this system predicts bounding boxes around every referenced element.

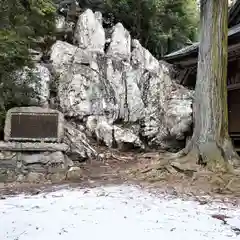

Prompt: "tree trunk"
[176,0,239,171]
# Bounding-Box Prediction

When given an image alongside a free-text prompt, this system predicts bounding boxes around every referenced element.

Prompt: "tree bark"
[177,0,239,170]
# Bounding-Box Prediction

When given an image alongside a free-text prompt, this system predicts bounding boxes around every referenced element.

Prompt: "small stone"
[98,153,105,161]
[66,167,83,181]
[47,164,65,173]
[46,151,66,164]
[55,15,66,33]
[64,155,74,168]
[0,170,8,182]
[24,164,46,173]
[26,172,45,183]
[16,174,25,183]
[5,170,16,182]
[50,172,66,183]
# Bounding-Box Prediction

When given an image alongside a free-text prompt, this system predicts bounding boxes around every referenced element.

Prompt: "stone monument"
[0,107,73,183]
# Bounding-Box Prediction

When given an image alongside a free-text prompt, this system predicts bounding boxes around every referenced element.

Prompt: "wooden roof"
[164,0,240,66]
[164,24,240,66]
[229,0,240,28]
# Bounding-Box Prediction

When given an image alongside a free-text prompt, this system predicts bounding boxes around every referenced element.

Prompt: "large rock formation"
[15,64,51,107]
[47,8,193,151]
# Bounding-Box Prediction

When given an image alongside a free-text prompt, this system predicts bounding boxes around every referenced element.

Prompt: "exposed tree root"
[129,136,240,194]
[125,144,240,195]
[221,139,240,167]
[168,138,240,176]
[147,136,238,176]
[170,148,200,173]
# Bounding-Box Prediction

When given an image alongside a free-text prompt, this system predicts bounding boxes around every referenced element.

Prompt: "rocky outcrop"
[48,8,193,151]
[55,15,66,33]
[107,23,131,61]
[87,116,144,149]
[63,122,98,161]
[32,64,51,107]
[15,64,51,107]
[74,9,105,53]
[44,9,193,151]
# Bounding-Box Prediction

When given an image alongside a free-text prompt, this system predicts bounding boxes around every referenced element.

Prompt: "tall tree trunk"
[175,0,239,171]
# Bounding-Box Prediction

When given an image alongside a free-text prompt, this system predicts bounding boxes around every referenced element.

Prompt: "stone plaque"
[4,107,64,142]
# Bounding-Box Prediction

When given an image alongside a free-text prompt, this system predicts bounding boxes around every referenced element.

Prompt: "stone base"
[0,149,74,183]
[0,166,83,183]
[0,139,87,183]
[0,170,68,183]
[0,141,69,152]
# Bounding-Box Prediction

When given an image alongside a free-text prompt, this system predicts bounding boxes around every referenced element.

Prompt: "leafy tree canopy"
[53,0,199,57]
[0,0,56,71]
[104,0,199,58]
[0,0,56,131]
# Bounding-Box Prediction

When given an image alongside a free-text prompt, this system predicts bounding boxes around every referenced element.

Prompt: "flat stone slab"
[0,141,68,152]
[4,107,64,143]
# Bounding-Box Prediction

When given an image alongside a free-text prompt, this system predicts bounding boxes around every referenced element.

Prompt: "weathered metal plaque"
[10,113,58,140]
[4,107,64,143]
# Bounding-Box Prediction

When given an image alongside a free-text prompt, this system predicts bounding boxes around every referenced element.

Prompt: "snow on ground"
[1,184,240,240]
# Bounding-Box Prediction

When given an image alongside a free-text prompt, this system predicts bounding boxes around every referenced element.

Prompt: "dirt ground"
[1,148,240,203]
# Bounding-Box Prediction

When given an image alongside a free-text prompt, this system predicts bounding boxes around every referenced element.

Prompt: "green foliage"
[0,70,41,130]
[0,0,56,132]
[104,0,199,58]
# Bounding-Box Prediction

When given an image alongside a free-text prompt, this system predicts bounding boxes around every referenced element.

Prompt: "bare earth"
[1,148,240,203]
[2,149,240,239]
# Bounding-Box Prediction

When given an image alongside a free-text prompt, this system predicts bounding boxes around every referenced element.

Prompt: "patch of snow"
[0,184,240,240]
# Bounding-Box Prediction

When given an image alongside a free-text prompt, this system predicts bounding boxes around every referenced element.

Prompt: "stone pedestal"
[0,142,74,183]
[0,107,73,183]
